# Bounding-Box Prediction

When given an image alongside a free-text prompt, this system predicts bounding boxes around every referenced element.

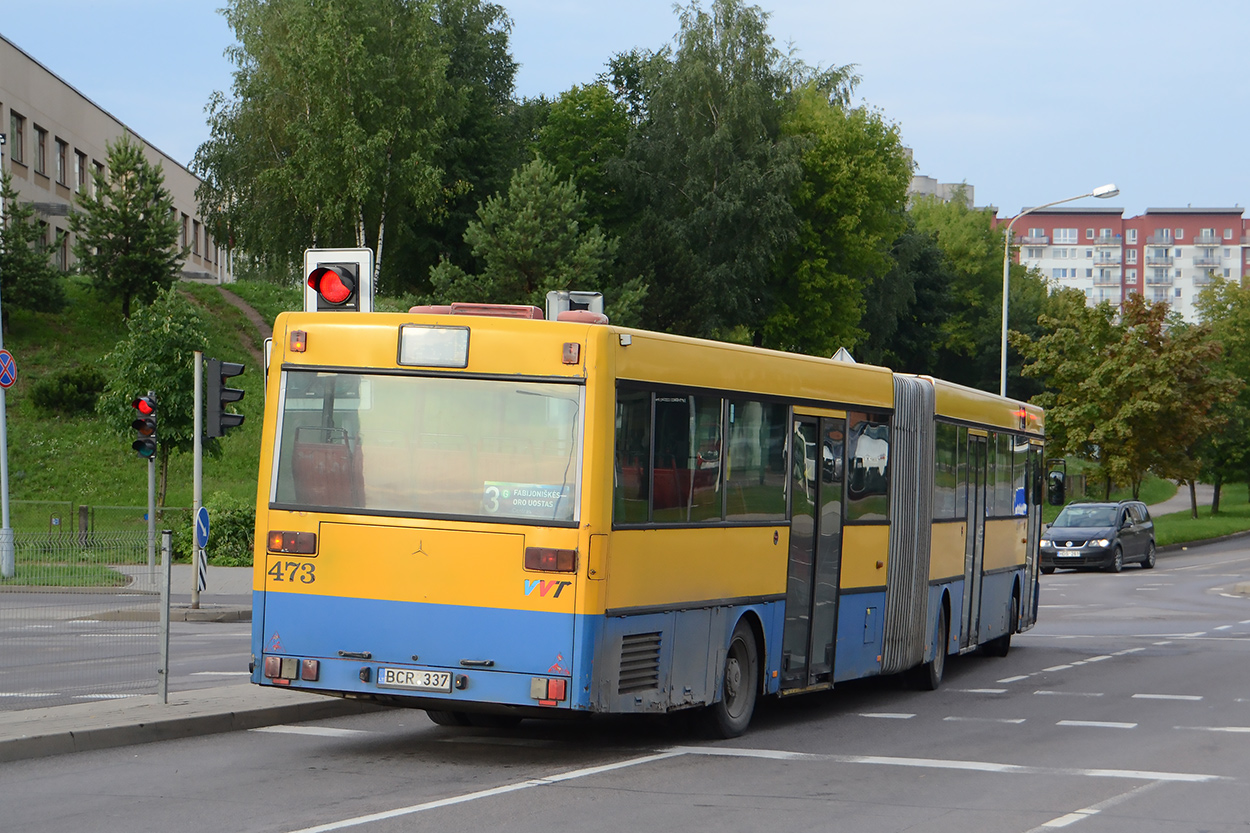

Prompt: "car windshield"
[1053,505,1116,527]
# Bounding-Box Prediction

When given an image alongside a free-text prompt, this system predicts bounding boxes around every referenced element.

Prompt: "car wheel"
[1107,545,1123,573]
[1040,565,1055,575]
[1141,542,1156,569]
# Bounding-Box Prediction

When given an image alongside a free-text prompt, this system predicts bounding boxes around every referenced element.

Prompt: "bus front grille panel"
[882,375,936,674]
[617,632,662,694]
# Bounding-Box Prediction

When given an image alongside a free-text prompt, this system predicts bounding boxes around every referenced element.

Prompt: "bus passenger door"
[782,415,845,691]
[960,434,988,650]
[1023,443,1044,627]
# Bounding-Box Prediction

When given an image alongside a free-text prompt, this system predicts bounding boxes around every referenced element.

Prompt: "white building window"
[1225,228,1234,240]
[1054,228,1078,244]
[1127,229,1138,244]
[1086,228,1095,240]
[1175,228,1184,240]
[1127,250,1137,264]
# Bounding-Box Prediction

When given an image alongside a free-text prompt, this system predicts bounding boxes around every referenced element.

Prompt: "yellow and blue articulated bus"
[252,296,1046,737]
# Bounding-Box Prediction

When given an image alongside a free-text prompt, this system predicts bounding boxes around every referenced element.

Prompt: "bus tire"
[703,619,759,739]
[426,710,471,727]
[913,612,947,691]
[982,595,1017,658]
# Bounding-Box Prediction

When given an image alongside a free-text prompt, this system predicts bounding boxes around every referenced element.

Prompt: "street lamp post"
[999,183,1120,398]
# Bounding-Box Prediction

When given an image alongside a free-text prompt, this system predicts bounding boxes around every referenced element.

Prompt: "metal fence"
[0,503,188,711]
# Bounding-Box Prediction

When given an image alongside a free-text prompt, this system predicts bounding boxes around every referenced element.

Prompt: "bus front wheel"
[703,619,759,739]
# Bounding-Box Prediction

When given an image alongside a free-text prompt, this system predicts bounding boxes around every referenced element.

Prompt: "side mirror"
[1047,470,1065,506]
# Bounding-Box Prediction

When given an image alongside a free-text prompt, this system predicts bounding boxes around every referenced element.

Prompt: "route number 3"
[268,560,316,584]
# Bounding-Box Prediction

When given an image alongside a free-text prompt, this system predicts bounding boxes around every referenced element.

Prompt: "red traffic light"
[131,395,156,416]
[130,394,158,459]
[307,265,356,306]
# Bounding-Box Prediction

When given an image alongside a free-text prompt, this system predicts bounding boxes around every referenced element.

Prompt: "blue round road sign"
[0,350,17,389]
[195,506,210,549]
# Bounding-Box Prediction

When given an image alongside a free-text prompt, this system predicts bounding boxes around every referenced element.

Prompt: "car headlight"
[1039,540,1052,548]
[1091,538,1111,548]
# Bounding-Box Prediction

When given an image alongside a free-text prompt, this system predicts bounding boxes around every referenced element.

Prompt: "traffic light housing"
[206,358,245,438]
[131,394,158,459]
[303,248,374,312]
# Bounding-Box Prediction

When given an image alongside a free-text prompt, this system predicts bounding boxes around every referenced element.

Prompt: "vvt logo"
[524,579,572,598]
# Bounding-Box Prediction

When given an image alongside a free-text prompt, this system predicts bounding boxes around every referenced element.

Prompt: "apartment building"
[0,34,229,283]
[1011,206,1246,322]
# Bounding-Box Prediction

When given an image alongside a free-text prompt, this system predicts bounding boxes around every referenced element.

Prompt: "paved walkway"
[1146,482,1214,517]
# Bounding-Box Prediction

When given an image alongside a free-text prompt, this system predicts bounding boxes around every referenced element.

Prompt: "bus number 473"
[268,561,316,584]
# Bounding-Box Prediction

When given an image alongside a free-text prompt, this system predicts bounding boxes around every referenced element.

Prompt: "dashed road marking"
[998,675,1029,683]
[959,688,1007,694]
[1133,694,1202,701]
[860,712,914,719]
[1036,690,1104,697]
[1057,720,1136,729]
[944,716,1027,724]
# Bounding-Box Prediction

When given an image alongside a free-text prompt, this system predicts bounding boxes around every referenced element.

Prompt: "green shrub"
[29,365,108,415]
[174,491,256,567]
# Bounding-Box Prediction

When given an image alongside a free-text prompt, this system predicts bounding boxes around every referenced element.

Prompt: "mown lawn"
[1154,484,1250,547]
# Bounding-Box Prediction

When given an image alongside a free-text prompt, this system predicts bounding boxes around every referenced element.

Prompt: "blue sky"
[5,1,1248,217]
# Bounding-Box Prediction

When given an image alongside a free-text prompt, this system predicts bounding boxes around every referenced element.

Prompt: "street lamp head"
[1092,183,1119,199]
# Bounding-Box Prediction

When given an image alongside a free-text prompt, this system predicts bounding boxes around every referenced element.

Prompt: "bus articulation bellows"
[251,298,1047,737]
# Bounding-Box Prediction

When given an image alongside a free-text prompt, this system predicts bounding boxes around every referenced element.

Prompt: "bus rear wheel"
[703,619,759,739]
[982,595,1017,658]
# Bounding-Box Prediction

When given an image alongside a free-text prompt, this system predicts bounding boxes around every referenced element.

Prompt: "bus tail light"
[525,547,577,572]
[268,531,317,554]
[530,677,568,706]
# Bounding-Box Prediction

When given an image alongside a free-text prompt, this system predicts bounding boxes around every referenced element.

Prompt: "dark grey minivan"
[1040,501,1156,573]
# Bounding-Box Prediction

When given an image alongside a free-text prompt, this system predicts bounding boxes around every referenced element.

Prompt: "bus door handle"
[338,651,373,660]
[460,659,495,668]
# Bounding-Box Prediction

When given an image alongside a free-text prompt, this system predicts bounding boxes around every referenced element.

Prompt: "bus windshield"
[270,370,583,524]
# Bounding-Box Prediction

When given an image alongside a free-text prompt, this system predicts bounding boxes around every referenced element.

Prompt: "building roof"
[1144,207,1244,215]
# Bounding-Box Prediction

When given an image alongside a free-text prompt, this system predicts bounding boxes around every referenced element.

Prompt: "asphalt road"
[3,540,1249,833]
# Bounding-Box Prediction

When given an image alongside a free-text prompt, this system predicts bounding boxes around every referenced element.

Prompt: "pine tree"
[0,170,65,330]
[70,135,185,318]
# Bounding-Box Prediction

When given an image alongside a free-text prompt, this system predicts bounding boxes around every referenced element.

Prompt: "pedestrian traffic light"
[131,394,158,459]
[303,248,374,312]
[205,358,245,438]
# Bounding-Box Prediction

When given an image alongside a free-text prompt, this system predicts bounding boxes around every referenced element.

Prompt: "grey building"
[0,33,229,282]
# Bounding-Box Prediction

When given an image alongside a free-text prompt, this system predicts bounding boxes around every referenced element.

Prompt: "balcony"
[1193,234,1222,246]
[1192,254,1222,267]
[1145,275,1174,286]
[1093,234,1122,247]
[1193,274,1217,287]
[1146,234,1174,246]
[1146,255,1174,266]
[1092,275,1121,287]
[1017,234,1049,245]
[1092,254,1122,266]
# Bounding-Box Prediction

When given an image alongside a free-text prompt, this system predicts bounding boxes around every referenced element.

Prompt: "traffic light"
[206,358,245,438]
[303,248,374,312]
[131,394,158,459]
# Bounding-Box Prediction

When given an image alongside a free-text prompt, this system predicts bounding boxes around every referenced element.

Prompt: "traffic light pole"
[193,352,203,609]
[0,136,13,580]
[146,390,156,572]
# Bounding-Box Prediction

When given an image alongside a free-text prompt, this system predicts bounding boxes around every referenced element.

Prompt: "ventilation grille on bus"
[618,632,662,694]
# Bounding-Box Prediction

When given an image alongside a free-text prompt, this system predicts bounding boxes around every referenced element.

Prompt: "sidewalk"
[1146,482,1214,517]
[113,563,253,622]
[0,684,379,763]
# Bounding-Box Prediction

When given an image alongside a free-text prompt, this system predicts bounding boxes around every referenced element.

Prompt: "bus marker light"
[290,330,307,353]
[280,657,299,679]
[455,675,468,690]
[547,678,567,701]
[301,659,320,681]
[359,667,372,683]
[524,547,577,573]
[530,678,547,699]
[562,342,580,364]
[268,531,317,554]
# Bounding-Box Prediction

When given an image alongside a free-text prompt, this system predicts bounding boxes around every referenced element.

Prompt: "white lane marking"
[1176,726,1250,733]
[999,675,1029,683]
[278,745,1227,832]
[1132,694,1202,701]
[1057,720,1136,729]
[1239,620,1250,625]
[1214,625,1233,631]
[1036,690,1104,697]
[282,750,685,833]
[958,688,1007,694]
[1114,647,1146,655]
[1153,641,1173,646]
[1083,655,1112,662]
[76,694,139,700]
[860,712,915,719]
[252,725,374,738]
[0,692,60,698]
[1043,665,1074,672]
[1135,587,1159,591]
[1027,781,1165,833]
[944,716,1027,724]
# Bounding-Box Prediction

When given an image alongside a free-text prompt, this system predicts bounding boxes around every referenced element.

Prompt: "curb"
[0,693,380,764]
[92,605,251,623]
[1157,528,1250,555]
